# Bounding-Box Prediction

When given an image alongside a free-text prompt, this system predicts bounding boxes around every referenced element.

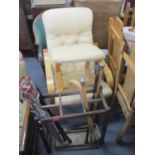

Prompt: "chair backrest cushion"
[42,7,93,48]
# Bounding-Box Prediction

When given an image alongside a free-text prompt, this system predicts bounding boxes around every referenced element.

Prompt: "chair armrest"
[43,49,55,94]
[100,59,114,89]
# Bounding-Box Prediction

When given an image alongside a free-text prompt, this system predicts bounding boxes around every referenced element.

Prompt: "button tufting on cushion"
[42,8,112,97]
[43,7,93,48]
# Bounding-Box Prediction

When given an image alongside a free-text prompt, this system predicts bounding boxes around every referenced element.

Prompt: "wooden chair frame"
[115,51,135,142]
[43,43,114,94]
[54,60,96,93]
[108,17,125,89]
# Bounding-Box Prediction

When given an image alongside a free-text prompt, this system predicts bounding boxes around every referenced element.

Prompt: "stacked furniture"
[31,8,113,149]
[101,16,135,141]
[31,6,135,146]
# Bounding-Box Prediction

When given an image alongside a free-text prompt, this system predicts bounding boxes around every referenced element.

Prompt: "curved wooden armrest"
[43,49,55,94]
[100,59,114,89]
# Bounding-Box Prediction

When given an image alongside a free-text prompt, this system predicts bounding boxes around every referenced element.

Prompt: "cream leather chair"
[42,7,113,106]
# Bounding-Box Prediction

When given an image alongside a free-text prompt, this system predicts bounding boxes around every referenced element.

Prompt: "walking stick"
[70,78,95,143]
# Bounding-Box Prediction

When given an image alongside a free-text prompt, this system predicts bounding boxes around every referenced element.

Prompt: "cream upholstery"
[42,7,93,47]
[42,8,104,64]
[49,44,105,63]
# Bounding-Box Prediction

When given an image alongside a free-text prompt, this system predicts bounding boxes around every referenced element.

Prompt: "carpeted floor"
[24,57,135,155]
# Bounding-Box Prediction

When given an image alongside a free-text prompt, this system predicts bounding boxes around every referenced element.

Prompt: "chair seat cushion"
[49,44,105,63]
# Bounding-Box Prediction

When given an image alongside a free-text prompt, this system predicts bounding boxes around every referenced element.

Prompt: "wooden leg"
[55,64,63,93]
[116,113,134,142]
[85,61,94,86]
